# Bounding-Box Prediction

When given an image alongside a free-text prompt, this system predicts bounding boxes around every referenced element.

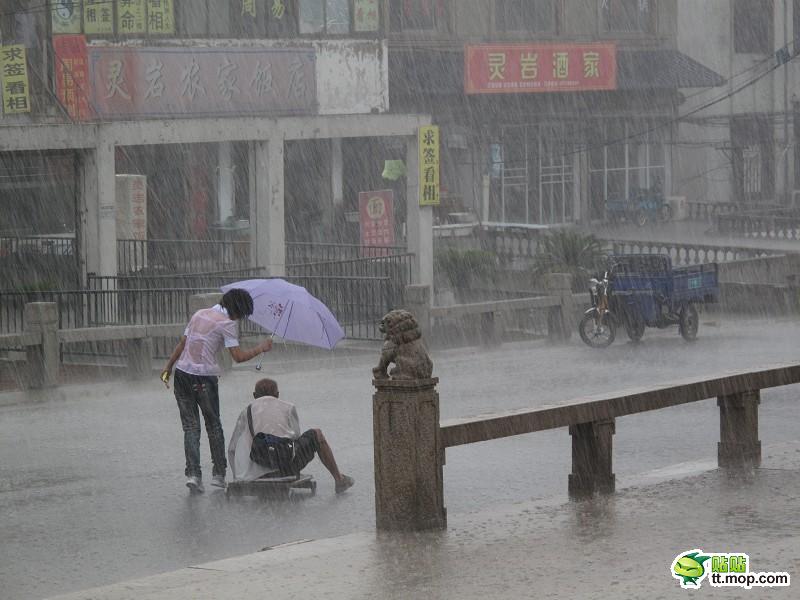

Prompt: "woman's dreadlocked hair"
[220,289,254,321]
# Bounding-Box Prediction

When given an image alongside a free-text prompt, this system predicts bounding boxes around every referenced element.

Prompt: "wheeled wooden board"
[225,473,316,500]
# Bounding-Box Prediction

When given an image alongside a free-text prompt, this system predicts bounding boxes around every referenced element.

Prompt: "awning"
[389,47,724,97]
[616,49,725,89]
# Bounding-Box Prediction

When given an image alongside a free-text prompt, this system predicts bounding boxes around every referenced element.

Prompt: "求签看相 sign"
[418,126,440,206]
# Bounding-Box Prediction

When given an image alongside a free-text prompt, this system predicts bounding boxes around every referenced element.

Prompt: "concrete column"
[406,135,434,290]
[188,293,231,372]
[126,337,153,380]
[568,418,616,498]
[330,138,344,237]
[251,139,286,276]
[404,284,431,342]
[718,391,761,469]
[217,141,235,223]
[544,273,574,342]
[23,302,59,389]
[82,143,117,278]
[373,378,446,531]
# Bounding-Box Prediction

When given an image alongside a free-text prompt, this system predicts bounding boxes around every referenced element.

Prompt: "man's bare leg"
[312,428,344,481]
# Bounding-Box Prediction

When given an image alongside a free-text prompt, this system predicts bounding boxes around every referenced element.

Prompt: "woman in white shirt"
[162,289,272,493]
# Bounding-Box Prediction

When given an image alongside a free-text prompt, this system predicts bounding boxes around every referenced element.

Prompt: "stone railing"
[715,213,800,240]
[607,239,779,266]
[0,293,229,390]
[373,363,800,530]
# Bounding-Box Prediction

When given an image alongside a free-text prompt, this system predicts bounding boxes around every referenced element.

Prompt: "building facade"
[0,0,433,289]
[676,0,799,208]
[388,0,723,228]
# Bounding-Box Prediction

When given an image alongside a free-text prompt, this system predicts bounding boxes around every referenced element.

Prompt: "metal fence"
[0,236,79,289]
[286,242,408,264]
[87,267,267,291]
[118,239,250,274]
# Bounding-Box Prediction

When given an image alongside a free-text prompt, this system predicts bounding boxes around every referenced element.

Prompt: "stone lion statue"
[372,309,433,380]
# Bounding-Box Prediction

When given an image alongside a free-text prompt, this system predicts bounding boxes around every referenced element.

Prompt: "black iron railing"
[118,239,250,274]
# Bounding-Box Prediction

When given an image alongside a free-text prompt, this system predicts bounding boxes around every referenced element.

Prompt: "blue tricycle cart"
[579,254,719,348]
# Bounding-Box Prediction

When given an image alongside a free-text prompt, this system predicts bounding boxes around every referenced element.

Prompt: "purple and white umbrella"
[221,278,346,353]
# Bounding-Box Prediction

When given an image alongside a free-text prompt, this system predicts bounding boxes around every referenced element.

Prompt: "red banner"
[53,35,92,120]
[359,190,395,256]
[87,46,316,119]
[465,43,616,95]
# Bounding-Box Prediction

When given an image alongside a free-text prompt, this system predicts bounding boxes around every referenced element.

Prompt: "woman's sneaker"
[186,475,205,493]
[335,474,354,494]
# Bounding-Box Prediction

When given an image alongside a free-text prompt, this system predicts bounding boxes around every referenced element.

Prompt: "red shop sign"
[465,43,616,95]
[359,190,395,257]
[53,35,92,121]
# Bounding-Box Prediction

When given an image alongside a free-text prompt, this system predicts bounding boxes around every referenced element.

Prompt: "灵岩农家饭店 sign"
[465,43,616,94]
[87,46,317,119]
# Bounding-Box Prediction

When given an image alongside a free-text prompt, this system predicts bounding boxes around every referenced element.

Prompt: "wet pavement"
[2,317,800,599]
[49,441,800,599]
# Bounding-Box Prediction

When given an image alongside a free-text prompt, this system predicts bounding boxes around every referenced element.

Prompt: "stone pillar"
[82,143,117,279]
[188,293,232,372]
[373,378,446,531]
[568,418,616,498]
[23,302,59,389]
[406,135,434,289]
[251,138,286,276]
[544,273,574,342]
[217,141,235,223]
[126,338,153,380]
[480,312,503,347]
[329,138,344,238]
[718,391,761,469]
[405,284,431,341]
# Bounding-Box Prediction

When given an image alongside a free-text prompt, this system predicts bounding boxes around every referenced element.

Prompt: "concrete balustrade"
[2,294,228,389]
[373,364,800,530]
[415,274,575,348]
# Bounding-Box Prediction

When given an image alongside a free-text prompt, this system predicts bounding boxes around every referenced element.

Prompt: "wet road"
[2,317,799,599]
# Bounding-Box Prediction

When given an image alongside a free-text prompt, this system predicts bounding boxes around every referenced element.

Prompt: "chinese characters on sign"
[84,0,114,35]
[1,45,31,115]
[88,47,317,118]
[53,35,92,120]
[359,190,395,256]
[147,0,175,35]
[418,125,440,207]
[354,0,380,32]
[51,0,82,33]
[116,174,148,242]
[465,43,616,94]
[242,0,257,18]
[117,0,147,35]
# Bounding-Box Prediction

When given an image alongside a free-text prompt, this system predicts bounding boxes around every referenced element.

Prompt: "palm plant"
[533,229,608,290]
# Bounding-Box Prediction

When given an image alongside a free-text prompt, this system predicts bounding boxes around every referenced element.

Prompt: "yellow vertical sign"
[147,0,175,34]
[117,0,147,35]
[84,0,114,34]
[1,45,31,114]
[418,126,440,206]
[243,0,257,18]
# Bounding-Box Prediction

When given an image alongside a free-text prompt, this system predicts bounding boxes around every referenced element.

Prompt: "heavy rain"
[1,1,799,598]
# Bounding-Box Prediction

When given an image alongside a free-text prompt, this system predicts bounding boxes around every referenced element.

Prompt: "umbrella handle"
[255,332,276,371]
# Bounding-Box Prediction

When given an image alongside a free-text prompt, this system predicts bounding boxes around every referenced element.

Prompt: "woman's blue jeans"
[174,369,226,478]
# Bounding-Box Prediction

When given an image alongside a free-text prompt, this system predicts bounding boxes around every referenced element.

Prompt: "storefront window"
[588,120,666,220]
[496,0,558,34]
[496,123,575,225]
[299,0,351,34]
[601,0,654,33]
